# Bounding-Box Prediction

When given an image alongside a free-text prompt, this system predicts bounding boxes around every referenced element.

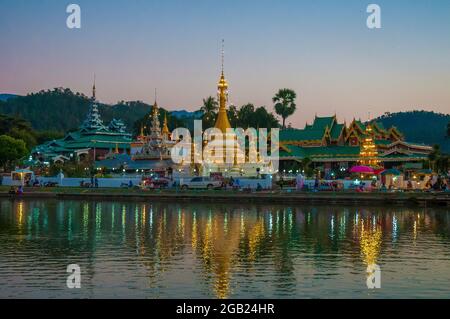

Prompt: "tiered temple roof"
[32,84,132,163]
[279,115,431,164]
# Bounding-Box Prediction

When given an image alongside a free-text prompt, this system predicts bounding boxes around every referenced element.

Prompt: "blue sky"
[1,0,449,126]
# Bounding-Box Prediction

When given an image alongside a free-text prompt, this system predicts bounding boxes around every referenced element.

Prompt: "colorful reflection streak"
[0,199,450,298]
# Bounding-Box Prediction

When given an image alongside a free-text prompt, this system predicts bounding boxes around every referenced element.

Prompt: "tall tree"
[200,96,218,128]
[237,104,255,129]
[0,135,28,170]
[0,114,37,149]
[253,106,279,130]
[273,89,297,129]
[227,105,238,127]
[447,121,450,138]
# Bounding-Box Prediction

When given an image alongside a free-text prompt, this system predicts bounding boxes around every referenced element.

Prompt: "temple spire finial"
[152,88,159,117]
[215,40,232,133]
[221,39,225,75]
[92,74,96,100]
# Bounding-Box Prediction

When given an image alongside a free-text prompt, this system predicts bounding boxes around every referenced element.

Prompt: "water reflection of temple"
[3,200,447,298]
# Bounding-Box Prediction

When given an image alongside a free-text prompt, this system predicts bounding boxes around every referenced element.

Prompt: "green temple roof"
[280,129,325,141]
[330,123,344,140]
[32,97,132,162]
[375,139,391,145]
[280,145,360,159]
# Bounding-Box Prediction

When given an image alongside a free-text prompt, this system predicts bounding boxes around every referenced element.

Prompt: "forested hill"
[374,111,450,153]
[0,88,150,132]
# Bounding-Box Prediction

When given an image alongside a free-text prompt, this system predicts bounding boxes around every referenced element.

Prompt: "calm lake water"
[0,198,450,299]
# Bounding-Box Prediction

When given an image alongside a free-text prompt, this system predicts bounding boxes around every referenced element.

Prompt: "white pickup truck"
[181,177,223,190]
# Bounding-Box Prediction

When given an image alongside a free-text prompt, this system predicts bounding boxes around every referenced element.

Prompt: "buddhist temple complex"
[95,94,178,175]
[279,115,433,174]
[32,83,132,164]
[30,56,433,179]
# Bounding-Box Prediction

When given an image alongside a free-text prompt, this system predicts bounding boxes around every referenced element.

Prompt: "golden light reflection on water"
[17,201,24,227]
[5,200,450,298]
[359,220,382,266]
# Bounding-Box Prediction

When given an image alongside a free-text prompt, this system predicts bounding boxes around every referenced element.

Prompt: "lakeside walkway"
[1,187,449,207]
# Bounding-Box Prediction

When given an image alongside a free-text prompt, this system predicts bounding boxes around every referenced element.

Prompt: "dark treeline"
[374,110,450,153]
[0,88,300,136]
[0,88,149,132]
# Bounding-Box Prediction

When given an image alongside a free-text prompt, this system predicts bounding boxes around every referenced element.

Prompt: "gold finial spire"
[162,112,170,136]
[214,40,232,133]
[140,123,144,136]
[153,88,158,109]
[221,39,225,75]
[152,88,159,118]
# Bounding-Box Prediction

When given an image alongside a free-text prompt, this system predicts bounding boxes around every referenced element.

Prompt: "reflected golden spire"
[214,40,232,133]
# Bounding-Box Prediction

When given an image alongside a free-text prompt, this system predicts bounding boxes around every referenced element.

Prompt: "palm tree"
[273,89,297,129]
[200,96,218,128]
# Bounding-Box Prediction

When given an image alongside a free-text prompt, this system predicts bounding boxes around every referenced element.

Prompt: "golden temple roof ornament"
[214,39,232,133]
[152,88,158,115]
[162,112,170,136]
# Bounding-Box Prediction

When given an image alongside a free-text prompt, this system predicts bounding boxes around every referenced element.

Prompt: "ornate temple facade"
[131,99,174,160]
[32,84,132,163]
[95,97,178,175]
[126,98,177,173]
[279,115,433,173]
[199,57,274,177]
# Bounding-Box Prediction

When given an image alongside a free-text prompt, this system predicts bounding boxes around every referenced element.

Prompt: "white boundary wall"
[1,176,142,188]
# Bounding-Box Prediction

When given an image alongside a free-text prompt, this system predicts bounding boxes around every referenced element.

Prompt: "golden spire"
[162,112,170,135]
[140,123,144,136]
[214,40,232,133]
[152,88,158,115]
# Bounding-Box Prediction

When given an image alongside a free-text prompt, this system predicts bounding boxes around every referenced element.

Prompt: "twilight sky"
[1,0,449,127]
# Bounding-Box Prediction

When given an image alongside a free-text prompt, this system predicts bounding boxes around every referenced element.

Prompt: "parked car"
[181,177,222,190]
[44,181,59,187]
[141,176,170,189]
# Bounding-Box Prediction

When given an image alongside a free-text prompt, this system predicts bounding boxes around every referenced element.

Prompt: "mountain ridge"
[0,94,19,101]
[373,110,450,153]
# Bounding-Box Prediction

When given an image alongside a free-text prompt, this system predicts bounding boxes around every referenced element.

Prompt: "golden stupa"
[215,71,232,133]
[200,41,273,177]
